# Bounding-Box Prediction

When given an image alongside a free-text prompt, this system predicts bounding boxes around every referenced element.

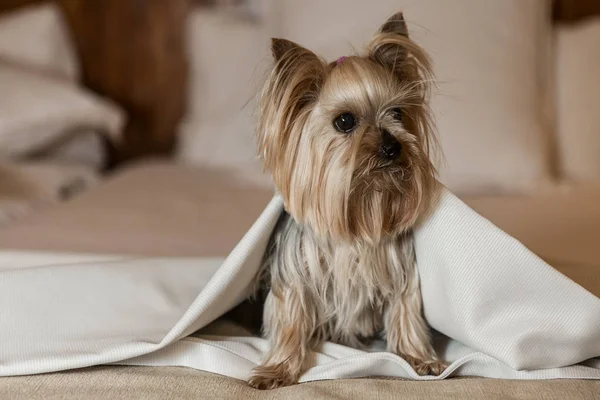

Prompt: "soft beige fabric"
[463,183,600,296]
[1,366,599,400]
[0,2,79,80]
[0,60,124,158]
[0,161,273,256]
[556,17,600,182]
[0,160,99,225]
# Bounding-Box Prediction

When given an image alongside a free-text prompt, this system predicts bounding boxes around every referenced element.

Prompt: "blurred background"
[0,0,598,266]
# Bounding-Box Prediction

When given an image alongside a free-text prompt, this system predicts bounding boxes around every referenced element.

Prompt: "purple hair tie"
[336,56,346,65]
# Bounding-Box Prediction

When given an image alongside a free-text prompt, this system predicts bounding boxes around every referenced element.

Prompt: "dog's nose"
[379,130,402,160]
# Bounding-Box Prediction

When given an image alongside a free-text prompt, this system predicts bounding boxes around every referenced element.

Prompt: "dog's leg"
[385,263,447,376]
[248,290,317,389]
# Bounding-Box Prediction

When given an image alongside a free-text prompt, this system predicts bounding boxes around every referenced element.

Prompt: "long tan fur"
[248,12,446,390]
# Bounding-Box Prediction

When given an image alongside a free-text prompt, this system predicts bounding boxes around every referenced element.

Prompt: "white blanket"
[0,189,599,381]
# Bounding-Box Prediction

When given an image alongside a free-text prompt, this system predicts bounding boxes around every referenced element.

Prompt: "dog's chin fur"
[247,12,446,390]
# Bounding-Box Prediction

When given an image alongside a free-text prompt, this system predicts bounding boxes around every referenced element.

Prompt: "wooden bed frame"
[0,0,599,167]
[1,0,189,166]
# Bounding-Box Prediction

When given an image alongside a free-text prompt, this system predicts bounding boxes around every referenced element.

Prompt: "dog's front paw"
[248,364,298,390]
[404,356,448,376]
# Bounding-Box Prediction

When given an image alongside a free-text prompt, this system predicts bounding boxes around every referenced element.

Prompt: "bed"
[0,1,599,399]
[0,160,597,399]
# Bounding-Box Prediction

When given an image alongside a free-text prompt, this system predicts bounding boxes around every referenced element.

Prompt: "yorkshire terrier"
[247,12,446,389]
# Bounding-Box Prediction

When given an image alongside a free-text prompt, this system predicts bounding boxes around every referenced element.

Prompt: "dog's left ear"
[369,12,410,72]
[379,12,409,38]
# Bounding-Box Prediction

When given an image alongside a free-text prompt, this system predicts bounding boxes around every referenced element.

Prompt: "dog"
[247,12,446,389]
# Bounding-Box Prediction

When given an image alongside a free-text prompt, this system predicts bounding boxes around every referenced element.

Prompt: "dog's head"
[257,12,438,244]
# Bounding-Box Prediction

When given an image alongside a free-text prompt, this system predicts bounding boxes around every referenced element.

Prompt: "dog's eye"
[391,107,403,122]
[333,113,357,133]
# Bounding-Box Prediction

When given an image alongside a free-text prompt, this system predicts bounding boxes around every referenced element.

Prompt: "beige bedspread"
[464,184,600,297]
[2,366,600,400]
[0,160,273,257]
[0,160,599,399]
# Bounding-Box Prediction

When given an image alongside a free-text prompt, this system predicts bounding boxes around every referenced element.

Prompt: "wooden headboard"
[554,0,600,23]
[0,0,599,166]
[0,0,189,167]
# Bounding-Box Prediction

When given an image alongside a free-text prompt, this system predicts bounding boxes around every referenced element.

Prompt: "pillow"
[555,17,600,182]
[0,2,79,80]
[177,6,276,187]
[33,131,108,171]
[0,61,124,158]
[275,0,554,195]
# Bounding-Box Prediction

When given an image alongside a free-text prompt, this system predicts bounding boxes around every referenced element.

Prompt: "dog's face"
[257,13,437,243]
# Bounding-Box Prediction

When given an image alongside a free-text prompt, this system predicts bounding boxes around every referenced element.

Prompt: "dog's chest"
[268,212,413,346]
[318,246,400,345]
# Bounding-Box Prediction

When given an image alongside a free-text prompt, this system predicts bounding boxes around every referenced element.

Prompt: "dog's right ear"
[266,38,324,107]
[257,39,326,179]
[270,38,322,67]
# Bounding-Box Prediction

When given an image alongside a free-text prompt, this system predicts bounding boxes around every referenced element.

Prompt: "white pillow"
[556,17,600,182]
[276,0,553,195]
[177,6,276,187]
[0,61,124,158]
[34,130,108,171]
[0,2,79,80]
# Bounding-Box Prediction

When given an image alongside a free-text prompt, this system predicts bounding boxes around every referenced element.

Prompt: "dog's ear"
[368,12,430,79]
[369,12,411,71]
[269,38,324,97]
[271,38,323,67]
[257,38,326,177]
[379,12,409,38]
[266,38,324,110]
[271,38,305,62]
